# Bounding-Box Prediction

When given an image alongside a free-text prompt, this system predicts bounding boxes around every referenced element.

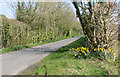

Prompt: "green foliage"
[69,47,117,61]
[1,2,82,48]
[21,37,118,75]
[1,16,10,48]
[15,2,82,38]
[70,47,90,59]
[1,36,73,54]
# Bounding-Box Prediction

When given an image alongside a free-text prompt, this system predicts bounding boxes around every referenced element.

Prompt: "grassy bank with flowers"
[21,37,118,75]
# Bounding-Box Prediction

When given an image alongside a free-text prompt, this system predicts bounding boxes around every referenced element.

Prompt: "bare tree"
[72,1,118,50]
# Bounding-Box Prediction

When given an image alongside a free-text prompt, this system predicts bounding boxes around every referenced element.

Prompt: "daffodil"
[102,50,105,52]
[82,51,85,53]
[81,50,83,51]
[87,50,89,52]
[75,54,77,56]
[94,49,96,51]
[108,49,111,51]
[98,48,100,50]
[113,53,115,55]
[101,49,104,51]
[112,50,114,53]
[73,57,75,59]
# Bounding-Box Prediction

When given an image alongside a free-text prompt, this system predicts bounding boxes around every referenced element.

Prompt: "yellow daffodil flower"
[102,50,105,52]
[108,49,111,51]
[73,57,75,59]
[87,50,89,52]
[72,48,74,50]
[75,54,77,56]
[113,53,115,55]
[112,50,114,53]
[101,49,104,51]
[98,48,100,50]
[94,49,96,51]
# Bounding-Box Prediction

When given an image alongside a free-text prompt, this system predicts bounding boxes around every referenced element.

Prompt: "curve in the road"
[1,36,81,75]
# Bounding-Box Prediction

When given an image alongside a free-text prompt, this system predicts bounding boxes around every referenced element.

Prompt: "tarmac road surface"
[1,36,81,75]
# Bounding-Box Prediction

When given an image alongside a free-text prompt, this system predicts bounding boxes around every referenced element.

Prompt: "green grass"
[118,41,120,46]
[0,36,74,54]
[21,37,118,75]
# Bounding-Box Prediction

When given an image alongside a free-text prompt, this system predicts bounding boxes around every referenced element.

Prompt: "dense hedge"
[1,15,81,48]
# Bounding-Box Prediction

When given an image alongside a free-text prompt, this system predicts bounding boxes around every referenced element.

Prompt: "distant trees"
[1,2,82,48]
[72,1,118,49]
[0,15,2,48]
[15,1,82,40]
[1,16,10,48]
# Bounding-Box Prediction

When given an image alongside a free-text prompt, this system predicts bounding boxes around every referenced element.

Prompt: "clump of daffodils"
[70,47,90,59]
[69,47,116,60]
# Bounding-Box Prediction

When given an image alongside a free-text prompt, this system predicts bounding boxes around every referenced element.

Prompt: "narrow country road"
[0,37,81,75]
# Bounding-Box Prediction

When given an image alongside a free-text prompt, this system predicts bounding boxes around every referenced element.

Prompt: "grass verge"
[0,36,74,54]
[21,37,118,75]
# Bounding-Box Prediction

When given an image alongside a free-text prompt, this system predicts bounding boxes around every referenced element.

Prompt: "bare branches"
[1,2,82,48]
[73,1,118,49]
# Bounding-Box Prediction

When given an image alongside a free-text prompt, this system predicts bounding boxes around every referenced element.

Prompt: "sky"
[0,0,120,19]
[118,1,120,24]
[0,2,16,19]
